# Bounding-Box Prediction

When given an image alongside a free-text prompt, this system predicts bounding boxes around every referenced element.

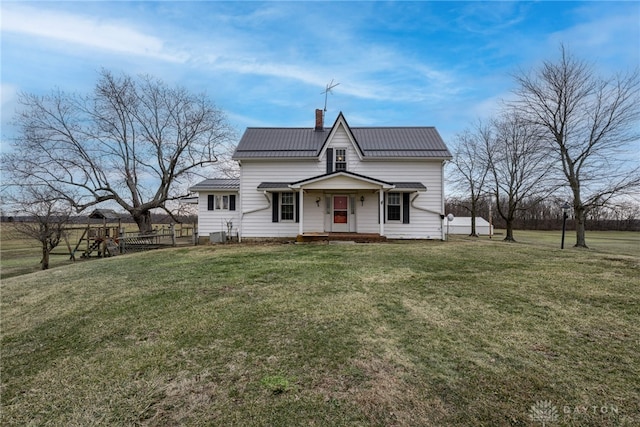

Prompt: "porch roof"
[256,171,427,192]
[189,178,240,192]
[290,170,394,189]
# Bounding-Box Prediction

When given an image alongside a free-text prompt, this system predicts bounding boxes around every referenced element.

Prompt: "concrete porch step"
[296,232,387,243]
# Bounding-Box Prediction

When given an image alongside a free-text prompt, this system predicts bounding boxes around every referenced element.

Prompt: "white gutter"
[441,160,447,240]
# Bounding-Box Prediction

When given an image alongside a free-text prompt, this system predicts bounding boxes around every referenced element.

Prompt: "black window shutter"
[207,195,214,211]
[326,148,333,173]
[295,192,300,223]
[272,192,279,222]
[229,194,236,211]
[403,193,410,224]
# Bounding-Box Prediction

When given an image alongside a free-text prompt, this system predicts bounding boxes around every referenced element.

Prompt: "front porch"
[296,232,387,243]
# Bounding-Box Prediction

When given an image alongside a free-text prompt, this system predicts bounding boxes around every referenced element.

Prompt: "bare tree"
[448,122,492,236]
[8,187,73,270]
[511,45,640,247]
[3,69,236,233]
[485,111,555,241]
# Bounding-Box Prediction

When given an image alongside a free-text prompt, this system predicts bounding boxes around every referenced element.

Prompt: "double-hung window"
[387,192,401,221]
[280,192,295,221]
[385,192,410,223]
[335,148,347,171]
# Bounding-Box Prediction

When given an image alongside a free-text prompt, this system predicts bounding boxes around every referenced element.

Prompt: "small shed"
[446,216,493,235]
[88,209,123,220]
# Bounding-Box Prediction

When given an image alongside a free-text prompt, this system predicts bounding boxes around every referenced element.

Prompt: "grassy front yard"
[1,237,639,425]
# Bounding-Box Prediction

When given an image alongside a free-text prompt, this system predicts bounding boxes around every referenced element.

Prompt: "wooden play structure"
[68,209,123,259]
[63,209,196,260]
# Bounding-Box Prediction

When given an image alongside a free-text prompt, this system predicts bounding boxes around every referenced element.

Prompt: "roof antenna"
[322,79,340,112]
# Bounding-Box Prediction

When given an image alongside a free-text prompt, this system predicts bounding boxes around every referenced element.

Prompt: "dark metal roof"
[189,178,240,191]
[232,120,451,160]
[234,128,326,159]
[394,182,427,190]
[88,209,123,220]
[257,182,291,190]
[352,128,452,158]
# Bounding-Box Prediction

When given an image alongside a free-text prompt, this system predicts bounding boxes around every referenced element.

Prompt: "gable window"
[335,148,347,171]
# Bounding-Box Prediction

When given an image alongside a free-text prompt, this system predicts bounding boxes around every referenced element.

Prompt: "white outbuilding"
[446,216,493,236]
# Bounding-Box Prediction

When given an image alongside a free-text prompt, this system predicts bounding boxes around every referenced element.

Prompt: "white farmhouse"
[190,111,452,241]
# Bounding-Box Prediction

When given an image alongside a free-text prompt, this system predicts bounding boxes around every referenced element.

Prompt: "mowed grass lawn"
[1,235,639,426]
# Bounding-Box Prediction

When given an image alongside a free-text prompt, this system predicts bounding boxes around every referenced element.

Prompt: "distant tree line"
[1,212,198,226]
[445,197,640,232]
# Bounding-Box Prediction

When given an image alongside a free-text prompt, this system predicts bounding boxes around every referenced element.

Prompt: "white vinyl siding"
[197,192,240,236]
[238,159,444,239]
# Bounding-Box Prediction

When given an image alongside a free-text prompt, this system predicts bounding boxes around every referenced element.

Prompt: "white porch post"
[379,189,384,236]
[298,189,304,236]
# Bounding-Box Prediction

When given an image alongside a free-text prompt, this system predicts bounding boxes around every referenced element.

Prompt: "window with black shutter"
[326,148,333,173]
[403,193,410,224]
[272,193,279,222]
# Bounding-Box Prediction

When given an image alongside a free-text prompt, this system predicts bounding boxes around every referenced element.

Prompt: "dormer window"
[335,148,347,171]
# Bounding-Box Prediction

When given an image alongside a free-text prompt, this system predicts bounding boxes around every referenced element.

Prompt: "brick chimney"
[315,109,324,131]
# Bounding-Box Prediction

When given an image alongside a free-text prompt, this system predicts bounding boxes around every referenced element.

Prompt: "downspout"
[410,193,446,240]
[441,160,447,240]
[239,191,271,242]
[410,193,443,216]
[298,189,304,236]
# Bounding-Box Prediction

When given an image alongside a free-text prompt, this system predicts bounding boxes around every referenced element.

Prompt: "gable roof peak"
[318,112,364,159]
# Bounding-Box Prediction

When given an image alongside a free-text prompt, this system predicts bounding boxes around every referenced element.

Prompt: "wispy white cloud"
[2,0,636,137]
[452,1,528,36]
[0,4,188,63]
[548,4,640,68]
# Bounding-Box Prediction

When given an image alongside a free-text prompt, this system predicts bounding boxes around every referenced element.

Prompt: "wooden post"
[102,218,107,257]
[64,233,75,261]
[86,221,90,256]
[192,221,198,246]
[119,227,125,254]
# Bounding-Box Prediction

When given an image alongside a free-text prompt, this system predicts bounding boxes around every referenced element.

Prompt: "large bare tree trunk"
[41,244,50,270]
[133,210,153,234]
[470,214,478,238]
[574,205,587,248]
[504,220,516,242]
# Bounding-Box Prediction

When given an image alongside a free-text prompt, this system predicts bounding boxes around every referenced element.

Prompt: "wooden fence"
[117,225,196,255]
[60,223,197,259]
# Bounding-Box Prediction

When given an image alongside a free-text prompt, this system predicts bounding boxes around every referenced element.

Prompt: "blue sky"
[1,1,639,148]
